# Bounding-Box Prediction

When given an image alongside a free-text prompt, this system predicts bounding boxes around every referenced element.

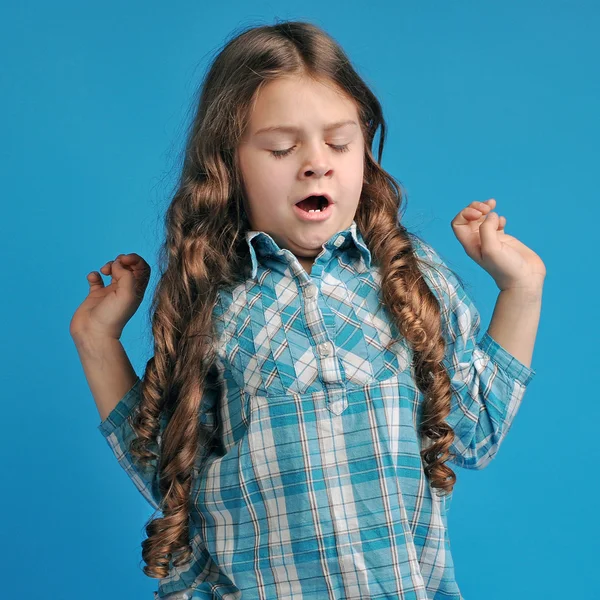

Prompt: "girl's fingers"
[87,271,105,290]
[96,254,147,281]
[464,207,484,219]
[113,256,133,270]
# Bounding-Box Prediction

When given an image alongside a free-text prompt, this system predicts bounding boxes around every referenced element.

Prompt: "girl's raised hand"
[69,253,151,341]
[450,198,546,292]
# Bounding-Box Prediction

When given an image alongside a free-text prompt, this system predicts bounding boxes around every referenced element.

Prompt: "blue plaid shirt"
[98,220,536,600]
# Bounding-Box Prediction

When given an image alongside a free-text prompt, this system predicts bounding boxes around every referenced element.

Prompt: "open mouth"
[294,195,330,213]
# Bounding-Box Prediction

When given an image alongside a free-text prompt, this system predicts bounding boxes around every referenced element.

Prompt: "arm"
[411,236,538,470]
[96,377,164,510]
[72,333,138,422]
[486,287,542,370]
[73,333,221,510]
[73,333,163,509]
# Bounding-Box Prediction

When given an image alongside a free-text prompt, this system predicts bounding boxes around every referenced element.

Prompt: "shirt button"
[317,342,332,357]
[305,285,317,299]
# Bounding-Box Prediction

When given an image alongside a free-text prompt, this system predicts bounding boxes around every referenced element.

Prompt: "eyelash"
[270,144,350,159]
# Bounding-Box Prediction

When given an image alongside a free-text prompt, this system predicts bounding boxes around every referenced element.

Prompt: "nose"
[300,142,333,179]
[303,164,332,178]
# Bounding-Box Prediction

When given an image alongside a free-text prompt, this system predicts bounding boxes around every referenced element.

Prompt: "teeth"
[308,208,322,213]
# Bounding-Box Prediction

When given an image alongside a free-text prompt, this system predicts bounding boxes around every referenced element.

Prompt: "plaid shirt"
[98,220,536,600]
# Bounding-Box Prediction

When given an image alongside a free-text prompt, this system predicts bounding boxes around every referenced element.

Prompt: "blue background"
[2,1,598,598]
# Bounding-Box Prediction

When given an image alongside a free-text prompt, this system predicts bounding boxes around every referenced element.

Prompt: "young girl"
[70,20,545,600]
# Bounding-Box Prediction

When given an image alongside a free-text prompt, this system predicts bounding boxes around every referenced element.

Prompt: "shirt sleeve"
[97,375,219,510]
[409,234,536,470]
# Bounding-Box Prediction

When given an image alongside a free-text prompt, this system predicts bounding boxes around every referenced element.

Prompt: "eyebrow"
[253,119,358,136]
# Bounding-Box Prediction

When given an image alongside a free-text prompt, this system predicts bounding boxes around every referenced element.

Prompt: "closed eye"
[270,144,350,159]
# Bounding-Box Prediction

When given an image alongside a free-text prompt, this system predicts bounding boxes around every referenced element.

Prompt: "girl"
[70,20,545,600]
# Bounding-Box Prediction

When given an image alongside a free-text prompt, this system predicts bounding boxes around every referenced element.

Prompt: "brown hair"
[129,19,460,580]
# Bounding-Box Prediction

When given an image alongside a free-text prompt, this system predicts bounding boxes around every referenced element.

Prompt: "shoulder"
[406,232,479,325]
[407,232,460,293]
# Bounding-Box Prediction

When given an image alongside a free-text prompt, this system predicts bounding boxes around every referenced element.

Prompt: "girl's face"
[236,75,365,273]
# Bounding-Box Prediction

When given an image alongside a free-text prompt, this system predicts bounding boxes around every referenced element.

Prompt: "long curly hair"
[129,19,461,580]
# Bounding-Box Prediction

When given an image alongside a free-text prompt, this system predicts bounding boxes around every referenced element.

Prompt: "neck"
[297,256,315,274]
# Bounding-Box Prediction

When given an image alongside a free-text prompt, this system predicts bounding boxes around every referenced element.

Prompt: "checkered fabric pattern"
[99,221,536,599]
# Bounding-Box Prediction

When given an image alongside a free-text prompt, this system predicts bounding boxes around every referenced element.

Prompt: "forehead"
[247,75,360,133]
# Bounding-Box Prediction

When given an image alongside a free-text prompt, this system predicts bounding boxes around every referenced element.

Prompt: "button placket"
[304,284,317,300]
[298,277,346,413]
[317,342,332,357]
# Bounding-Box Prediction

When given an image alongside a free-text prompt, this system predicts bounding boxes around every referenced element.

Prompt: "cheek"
[260,162,295,190]
[238,149,272,186]
[346,153,365,184]
[241,159,271,195]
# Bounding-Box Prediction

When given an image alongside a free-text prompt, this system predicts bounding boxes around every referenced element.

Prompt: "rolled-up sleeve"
[97,372,221,510]
[97,377,164,510]
[411,235,536,470]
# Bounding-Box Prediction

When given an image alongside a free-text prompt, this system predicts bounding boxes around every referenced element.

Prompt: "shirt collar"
[245,220,372,280]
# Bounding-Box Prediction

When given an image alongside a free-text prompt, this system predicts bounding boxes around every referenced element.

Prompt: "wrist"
[72,330,122,354]
[498,285,544,304]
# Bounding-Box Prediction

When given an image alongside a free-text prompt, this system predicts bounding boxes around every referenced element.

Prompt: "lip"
[294,192,334,206]
[293,193,334,222]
